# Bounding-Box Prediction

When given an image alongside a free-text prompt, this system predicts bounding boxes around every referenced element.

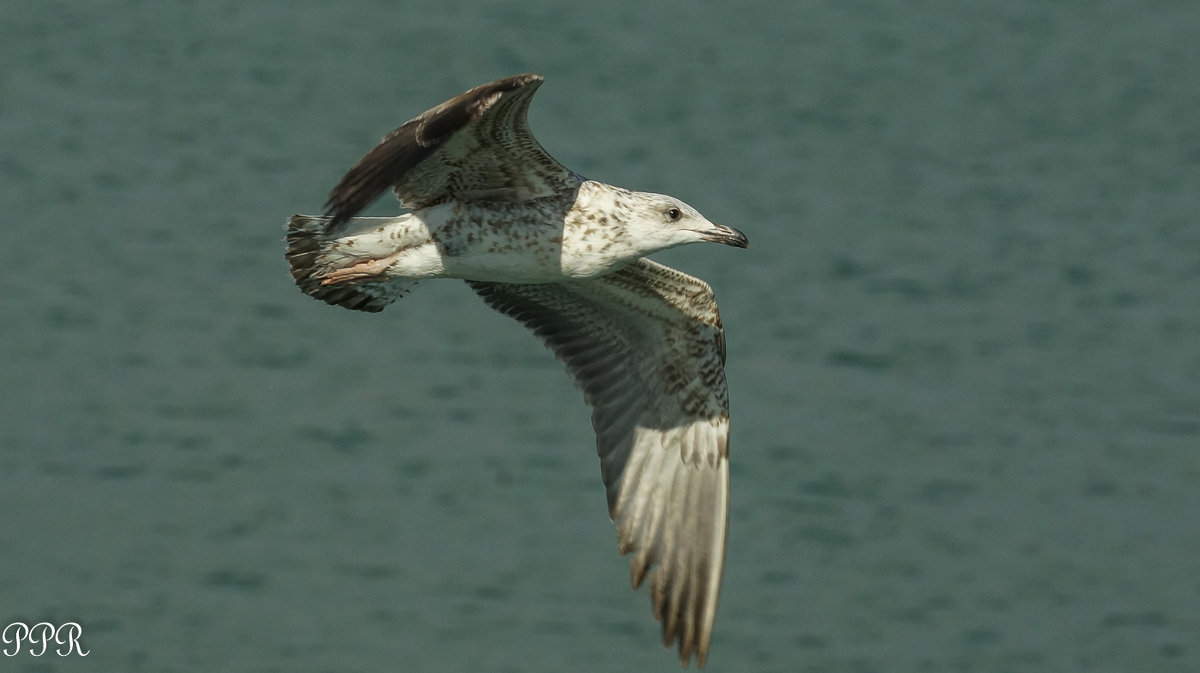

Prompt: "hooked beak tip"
[704,224,749,249]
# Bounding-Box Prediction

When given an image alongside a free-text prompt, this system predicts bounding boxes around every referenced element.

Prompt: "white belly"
[424,202,630,282]
[320,198,635,284]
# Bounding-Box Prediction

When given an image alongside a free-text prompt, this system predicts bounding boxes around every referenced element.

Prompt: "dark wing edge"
[322,73,574,231]
[468,259,731,667]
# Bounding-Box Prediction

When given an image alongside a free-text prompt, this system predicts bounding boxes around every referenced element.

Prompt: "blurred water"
[2,1,1198,671]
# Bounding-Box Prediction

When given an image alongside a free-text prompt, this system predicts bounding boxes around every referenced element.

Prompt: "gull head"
[621,190,749,254]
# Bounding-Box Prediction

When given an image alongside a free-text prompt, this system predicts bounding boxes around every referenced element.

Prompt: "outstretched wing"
[323,73,578,230]
[468,258,731,668]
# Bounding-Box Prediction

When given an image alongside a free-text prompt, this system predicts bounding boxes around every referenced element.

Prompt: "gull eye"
[666,207,682,221]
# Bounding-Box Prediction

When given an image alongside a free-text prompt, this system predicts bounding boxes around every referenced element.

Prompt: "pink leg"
[321,250,404,285]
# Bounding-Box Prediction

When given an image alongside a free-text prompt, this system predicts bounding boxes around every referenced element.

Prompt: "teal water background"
[2,1,1198,671]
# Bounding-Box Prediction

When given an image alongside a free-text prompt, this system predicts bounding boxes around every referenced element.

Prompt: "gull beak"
[701,224,749,249]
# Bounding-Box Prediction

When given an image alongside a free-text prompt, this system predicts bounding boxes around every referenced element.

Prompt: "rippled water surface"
[2,2,1198,671]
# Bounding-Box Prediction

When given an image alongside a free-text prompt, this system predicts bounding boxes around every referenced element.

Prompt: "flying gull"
[284,73,747,667]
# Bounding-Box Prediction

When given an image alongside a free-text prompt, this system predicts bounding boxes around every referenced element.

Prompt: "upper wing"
[468,259,731,667]
[323,73,578,230]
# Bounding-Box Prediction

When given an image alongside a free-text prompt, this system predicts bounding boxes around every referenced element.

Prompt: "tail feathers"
[285,214,414,313]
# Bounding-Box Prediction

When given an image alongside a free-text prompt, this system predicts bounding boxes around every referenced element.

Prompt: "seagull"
[284,73,746,667]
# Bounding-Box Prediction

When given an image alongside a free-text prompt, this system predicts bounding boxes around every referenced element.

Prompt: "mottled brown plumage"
[468,259,730,665]
[323,73,576,229]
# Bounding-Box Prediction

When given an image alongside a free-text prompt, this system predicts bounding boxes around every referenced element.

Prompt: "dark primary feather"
[468,258,731,667]
[322,73,577,231]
